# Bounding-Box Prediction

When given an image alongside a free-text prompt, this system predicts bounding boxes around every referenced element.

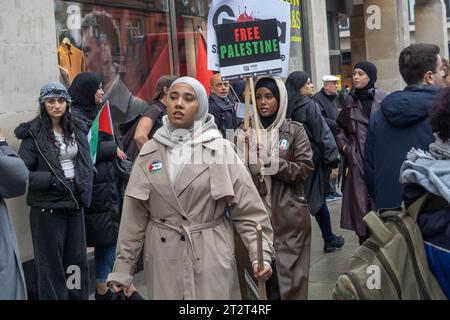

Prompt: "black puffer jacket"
[83,125,120,247]
[14,117,93,210]
[69,72,120,247]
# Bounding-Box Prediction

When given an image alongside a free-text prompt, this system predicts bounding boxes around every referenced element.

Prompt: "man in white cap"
[313,75,341,134]
[313,75,342,200]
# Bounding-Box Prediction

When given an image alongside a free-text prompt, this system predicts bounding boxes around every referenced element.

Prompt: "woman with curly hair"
[400,87,450,299]
[14,82,93,300]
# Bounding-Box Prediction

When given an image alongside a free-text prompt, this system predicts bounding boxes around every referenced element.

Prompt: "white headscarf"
[153,77,222,184]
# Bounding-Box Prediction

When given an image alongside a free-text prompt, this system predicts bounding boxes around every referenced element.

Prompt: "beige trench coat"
[107,138,274,299]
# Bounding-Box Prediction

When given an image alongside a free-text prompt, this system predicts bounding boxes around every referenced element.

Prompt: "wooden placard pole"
[243,77,264,175]
[256,224,267,300]
[243,79,251,164]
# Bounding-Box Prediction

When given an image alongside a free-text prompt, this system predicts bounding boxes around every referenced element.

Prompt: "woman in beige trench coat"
[107,77,274,299]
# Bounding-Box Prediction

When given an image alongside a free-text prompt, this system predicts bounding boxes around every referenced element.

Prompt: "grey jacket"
[0,143,28,299]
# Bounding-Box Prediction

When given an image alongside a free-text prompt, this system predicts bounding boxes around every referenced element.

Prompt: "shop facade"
[53,0,306,107]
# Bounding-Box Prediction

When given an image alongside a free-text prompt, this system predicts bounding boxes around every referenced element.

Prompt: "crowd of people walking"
[0,42,449,300]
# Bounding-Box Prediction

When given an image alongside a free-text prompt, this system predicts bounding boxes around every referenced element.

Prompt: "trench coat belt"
[150,216,226,261]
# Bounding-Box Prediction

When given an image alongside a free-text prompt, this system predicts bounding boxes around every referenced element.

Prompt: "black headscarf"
[255,78,280,129]
[68,72,102,122]
[352,61,378,118]
[285,71,310,118]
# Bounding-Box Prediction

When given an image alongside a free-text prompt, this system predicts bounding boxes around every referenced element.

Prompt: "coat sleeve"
[18,138,53,191]
[324,117,337,132]
[107,162,151,287]
[307,102,339,167]
[271,123,314,185]
[335,103,351,152]
[364,115,376,198]
[0,144,28,199]
[226,143,275,264]
[313,94,337,131]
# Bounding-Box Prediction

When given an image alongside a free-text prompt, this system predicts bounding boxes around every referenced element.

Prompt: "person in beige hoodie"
[236,77,314,299]
[107,77,274,299]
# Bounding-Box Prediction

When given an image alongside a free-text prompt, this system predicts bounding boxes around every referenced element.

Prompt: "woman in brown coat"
[107,77,274,299]
[237,77,314,299]
[335,61,388,244]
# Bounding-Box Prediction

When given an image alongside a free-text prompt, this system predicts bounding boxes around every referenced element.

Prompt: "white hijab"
[153,77,222,184]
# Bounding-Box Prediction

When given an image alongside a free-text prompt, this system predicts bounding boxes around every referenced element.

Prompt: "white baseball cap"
[322,75,340,82]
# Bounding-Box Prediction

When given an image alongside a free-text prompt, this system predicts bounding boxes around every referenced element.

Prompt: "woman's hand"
[110,282,128,294]
[330,168,339,179]
[117,147,127,160]
[109,281,138,298]
[256,144,270,165]
[252,262,272,282]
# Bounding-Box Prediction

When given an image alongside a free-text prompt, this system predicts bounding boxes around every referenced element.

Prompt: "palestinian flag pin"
[149,160,162,174]
[279,139,289,151]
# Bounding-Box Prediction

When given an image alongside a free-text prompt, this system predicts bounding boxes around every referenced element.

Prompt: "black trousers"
[266,261,281,300]
[30,206,89,300]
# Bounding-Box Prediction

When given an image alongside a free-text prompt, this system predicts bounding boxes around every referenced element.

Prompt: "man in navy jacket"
[364,44,444,209]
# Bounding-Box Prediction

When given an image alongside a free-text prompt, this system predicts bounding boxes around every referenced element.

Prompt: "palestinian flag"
[88,100,114,164]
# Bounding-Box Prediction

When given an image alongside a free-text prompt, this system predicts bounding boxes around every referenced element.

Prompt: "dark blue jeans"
[315,203,333,241]
[94,244,116,283]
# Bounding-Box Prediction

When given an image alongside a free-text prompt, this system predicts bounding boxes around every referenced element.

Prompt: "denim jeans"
[94,244,116,283]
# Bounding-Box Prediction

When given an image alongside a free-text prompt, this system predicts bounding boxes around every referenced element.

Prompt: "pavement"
[94,198,359,300]
[308,198,359,300]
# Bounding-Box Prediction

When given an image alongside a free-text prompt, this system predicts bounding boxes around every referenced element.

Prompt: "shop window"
[445,0,450,19]
[54,0,172,111]
[172,0,209,77]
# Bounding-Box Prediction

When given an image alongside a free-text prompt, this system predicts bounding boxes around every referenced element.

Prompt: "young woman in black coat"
[286,71,345,253]
[68,73,139,300]
[15,81,93,300]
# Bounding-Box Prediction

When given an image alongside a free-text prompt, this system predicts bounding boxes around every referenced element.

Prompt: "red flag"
[136,44,171,102]
[98,100,114,138]
[196,33,214,95]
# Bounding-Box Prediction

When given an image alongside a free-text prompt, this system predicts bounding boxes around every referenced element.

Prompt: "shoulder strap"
[363,211,393,245]
[407,193,430,222]
[407,193,450,221]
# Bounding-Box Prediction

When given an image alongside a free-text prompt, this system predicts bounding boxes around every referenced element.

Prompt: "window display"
[54,0,173,126]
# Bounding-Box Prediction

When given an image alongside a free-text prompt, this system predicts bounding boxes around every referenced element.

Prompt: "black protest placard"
[216,19,282,80]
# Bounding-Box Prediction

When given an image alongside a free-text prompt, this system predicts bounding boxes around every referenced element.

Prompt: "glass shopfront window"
[54,0,173,108]
[172,0,208,76]
[287,0,305,73]
[54,0,304,110]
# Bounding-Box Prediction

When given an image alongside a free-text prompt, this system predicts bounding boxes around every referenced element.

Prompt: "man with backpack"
[120,75,177,161]
[333,88,450,301]
[364,44,444,209]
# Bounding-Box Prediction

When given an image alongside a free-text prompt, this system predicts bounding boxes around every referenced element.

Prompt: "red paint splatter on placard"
[237,6,255,22]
